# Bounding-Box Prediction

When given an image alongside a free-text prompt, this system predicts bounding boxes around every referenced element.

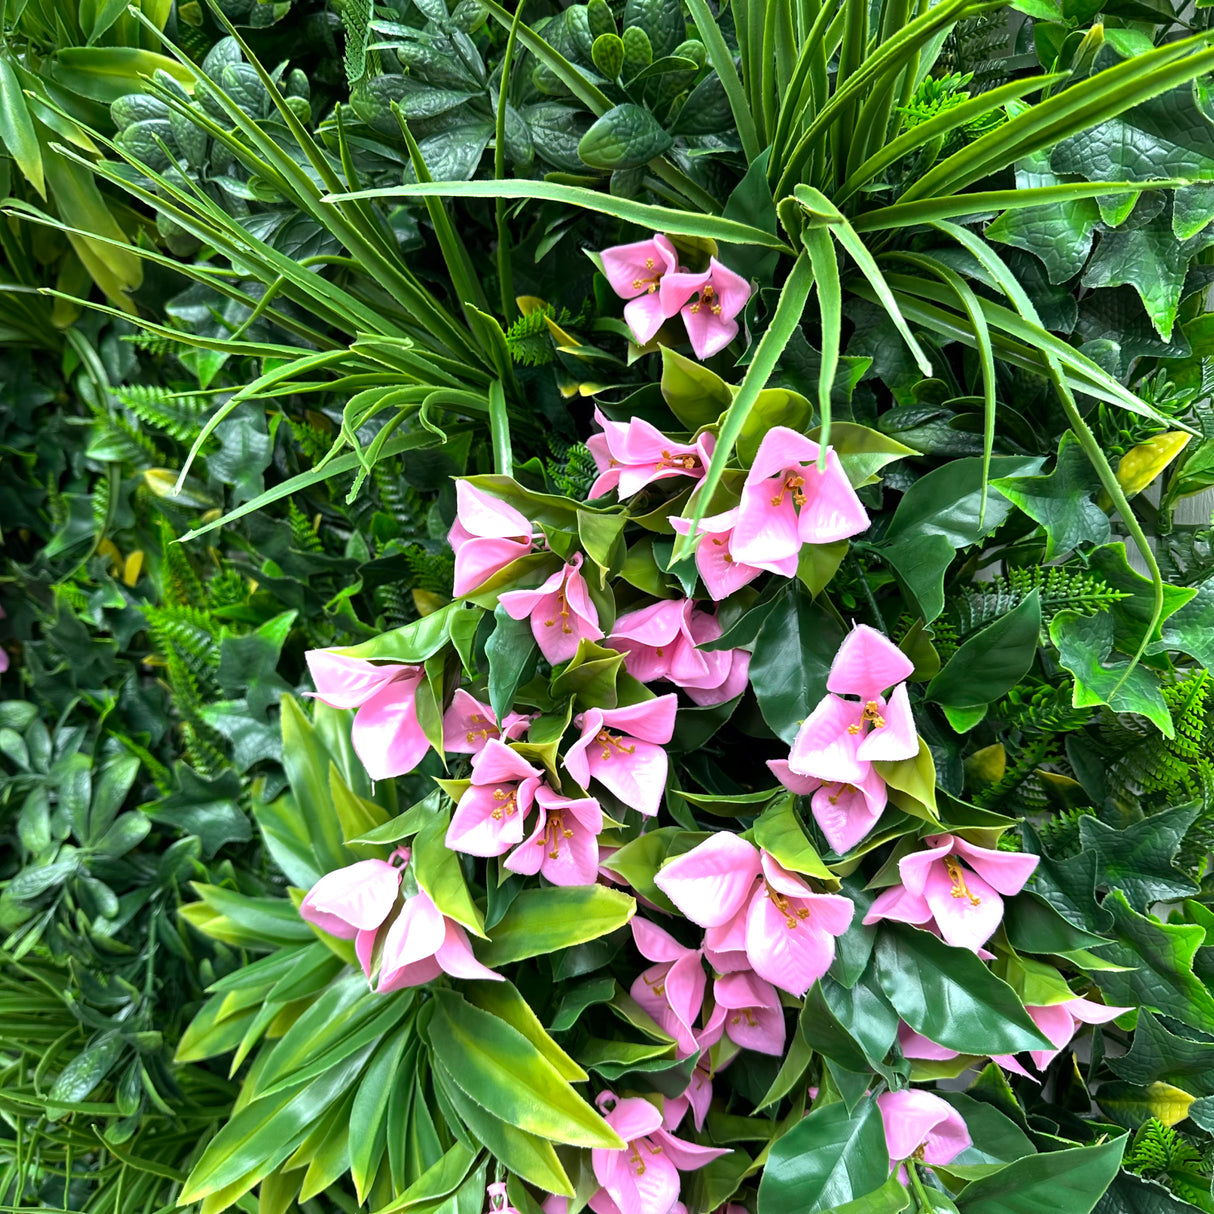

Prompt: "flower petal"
[788,694,868,784]
[827,625,915,699]
[654,832,761,927]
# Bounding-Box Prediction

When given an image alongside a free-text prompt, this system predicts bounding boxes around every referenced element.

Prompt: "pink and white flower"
[601,234,683,346]
[731,428,870,571]
[499,552,603,665]
[876,1089,970,1179]
[663,1057,715,1133]
[587,408,715,501]
[1020,996,1129,1071]
[305,650,429,782]
[378,888,501,990]
[701,970,786,1057]
[442,688,531,755]
[445,740,543,857]
[669,507,796,601]
[449,480,534,598]
[505,784,604,886]
[610,598,750,707]
[773,625,920,852]
[485,1182,517,1214]
[629,918,707,1058]
[589,1092,728,1214]
[299,854,405,949]
[564,695,678,817]
[863,833,1039,952]
[661,259,752,359]
[654,832,855,998]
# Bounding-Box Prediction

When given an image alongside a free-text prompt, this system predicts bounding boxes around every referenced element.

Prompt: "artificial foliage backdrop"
[6,0,1214,1211]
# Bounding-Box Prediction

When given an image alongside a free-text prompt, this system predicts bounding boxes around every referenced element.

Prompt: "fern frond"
[546,438,599,500]
[118,385,210,445]
[159,520,207,608]
[287,500,325,555]
[939,567,1127,659]
[373,464,429,535]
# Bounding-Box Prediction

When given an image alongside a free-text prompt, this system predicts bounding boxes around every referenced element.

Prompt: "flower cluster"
[293,340,1127,1214]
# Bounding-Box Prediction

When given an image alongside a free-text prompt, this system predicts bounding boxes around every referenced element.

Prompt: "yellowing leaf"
[1116,431,1191,497]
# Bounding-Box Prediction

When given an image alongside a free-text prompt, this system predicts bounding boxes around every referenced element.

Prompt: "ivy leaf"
[1147,576,1214,667]
[1050,610,1172,736]
[1087,544,1196,653]
[143,764,252,859]
[1109,1010,1214,1095]
[991,434,1110,559]
[1051,78,1214,184]
[1093,891,1214,1036]
[208,403,272,505]
[1082,206,1214,341]
[987,150,1100,285]
[1076,806,1200,911]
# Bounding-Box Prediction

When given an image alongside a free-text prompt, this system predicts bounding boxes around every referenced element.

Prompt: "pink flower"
[589,1092,728,1214]
[504,784,604,886]
[876,1089,970,1178]
[731,427,870,571]
[769,760,888,857]
[445,740,543,857]
[442,688,531,755]
[486,1182,517,1214]
[610,598,750,707]
[654,833,855,998]
[449,480,534,597]
[564,696,678,817]
[669,508,797,601]
[775,625,918,852]
[305,650,429,781]
[378,888,501,990]
[663,1057,714,1133]
[299,855,405,951]
[499,553,603,665]
[661,258,751,359]
[1020,996,1129,1071]
[701,970,786,1057]
[897,1022,1034,1080]
[601,234,683,346]
[863,833,1039,952]
[587,408,715,501]
[629,919,707,1058]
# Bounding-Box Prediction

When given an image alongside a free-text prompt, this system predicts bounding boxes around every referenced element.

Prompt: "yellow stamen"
[860,700,886,728]
[491,787,519,821]
[536,810,575,860]
[596,728,636,762]
[944,855,981,907]
[770,473,807,508]
[543,589,573,634]
[765,881,812,930]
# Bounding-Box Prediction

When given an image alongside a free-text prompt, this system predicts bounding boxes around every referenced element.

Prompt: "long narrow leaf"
[324,180,792,250]
[670,254,816,564]
[801,228,841,456]
[684,0,761,162]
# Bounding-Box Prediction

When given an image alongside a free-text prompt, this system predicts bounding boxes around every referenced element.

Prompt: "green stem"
[907,1161,934,1211]
[494,0,526,321]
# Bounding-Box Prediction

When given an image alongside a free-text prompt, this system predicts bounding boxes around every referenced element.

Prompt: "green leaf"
[326,179,790,251]
[486,605,540,725]
[660,347,733,430]
[463,981,587,1082]
[952,1135,1125,1214]
[1002,891,1110,955]
[749,582,846,744]
[0,59,44,196]
[873,924,1053,1055]
[926,591,1041,708]
[144,765,251,859]
[1109,1010,1214,1096]
[431,1056,574,1195]
[1077,806,1200,911]
[1082,205,1214,340]
[752,793,834,880]
[1050,611,1172,736]
[757,1095,889,1214]
[427,990,624,1149]
[478,885,634,966]
[1092,890,1214,1035]
[1147,575,1214,666]
[578,103,672,169]
[413,812,487,938]
[335,602,467,663]
[991,433,1111,559]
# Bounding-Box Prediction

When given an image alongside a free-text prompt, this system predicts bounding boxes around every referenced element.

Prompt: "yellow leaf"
[1116,431,1191,497]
